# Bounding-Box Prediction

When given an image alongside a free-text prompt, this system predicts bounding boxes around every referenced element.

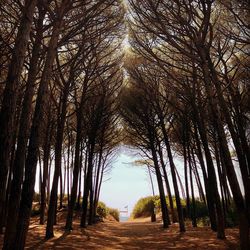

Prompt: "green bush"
[132,196,159,218]
[226,204,238,227]
[197,216,210,227]
[96,201,120,221]
[109,208,120,221]
[132,195,187,219]
[96,201,108,218]
[190,200,209,219]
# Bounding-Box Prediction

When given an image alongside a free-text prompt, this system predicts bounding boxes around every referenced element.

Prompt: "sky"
[99,149,158,216]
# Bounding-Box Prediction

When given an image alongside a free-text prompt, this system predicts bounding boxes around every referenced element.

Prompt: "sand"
[0,214,240,249]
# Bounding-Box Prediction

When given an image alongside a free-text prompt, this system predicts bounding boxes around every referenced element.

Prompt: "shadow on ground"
[0,216,239,249]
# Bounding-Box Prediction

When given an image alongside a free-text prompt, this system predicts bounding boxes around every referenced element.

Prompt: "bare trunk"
[65,118,82,230]
[151,143,170,228]
[40,112,52,225]
[188,145,197,227]
[46,78,71,238]
[13,15,63,248]
[157,143,177,223]
[3,7,45,246]
[80,142,95,228]
[0,0,37,234]
[160,118,185,232]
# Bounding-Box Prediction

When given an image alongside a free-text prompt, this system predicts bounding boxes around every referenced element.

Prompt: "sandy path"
[0,218,239,249]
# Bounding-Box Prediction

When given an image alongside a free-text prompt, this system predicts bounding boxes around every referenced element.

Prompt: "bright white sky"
[99,149,158,215]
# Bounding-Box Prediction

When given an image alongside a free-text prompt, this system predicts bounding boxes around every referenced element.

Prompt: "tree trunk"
[157,143,177,223]
[0,0,37,234]
[207,56,250,218]
[151,143,170,228]
[159,118,185,232]
[188,145,197,227]
[40,111,53,225]
[2,7,45,247]
[65,117,82,230]
[80,142,95,228]
[46,77,71,238]
[193,120,217,230]
[191,149,206,204]
[13,14,64,248]
[93,145,104,218]
[184,143,190,219]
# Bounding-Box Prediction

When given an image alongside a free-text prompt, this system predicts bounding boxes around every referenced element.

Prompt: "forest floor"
[0,214,240,249]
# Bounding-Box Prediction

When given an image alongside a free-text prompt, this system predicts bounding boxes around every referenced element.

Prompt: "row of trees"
[0,0,124,249]
[0,0,249,249]
[120,0,249,249]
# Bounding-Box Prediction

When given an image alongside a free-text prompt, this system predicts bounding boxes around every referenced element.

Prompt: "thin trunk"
[188,145,197,227]
[63,151,66,201]
[93,146,103,217]
[191,150,206,204]
[80,142,95,228]
[157,144,177,223]
[38,152,42,204]
[219,146,232,212]
[151,143,170,228]
[46,77,71,238]
[77,143,84,210]
[67,135,71,204]
[160,117,185,232]
[88,180,94,225]
[47,156,52,203]
[40,111,52,225]
[214,138,226,218]
[193,121,217,230]
[59,165,63,209]
[76,153,82,210]
[184,143,190,218]
[65,117,82,230]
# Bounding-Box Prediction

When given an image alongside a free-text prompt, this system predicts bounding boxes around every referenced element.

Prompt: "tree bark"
[157,143,177,223]
[150,142,170,228]
[46,78,71,238]
[2,6,45,247]
[80,142,95,228]
[13,13,64,248]
[40,110,53,225]
[188,145,197,227]
[65,117,82,230]
[0,0,37,234]
[159,117,185,232]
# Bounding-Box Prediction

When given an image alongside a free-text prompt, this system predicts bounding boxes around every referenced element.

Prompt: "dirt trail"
[0,218,239,249]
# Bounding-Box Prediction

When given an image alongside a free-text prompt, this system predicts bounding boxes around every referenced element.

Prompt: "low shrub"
[197,216,210,227]
[109,208,120,222]
[132,195,187,219]
[225,203,238,227]
[132,196,159,218]
[96,201,109,218]
[190,200,209,219]
[97,201,120,221]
